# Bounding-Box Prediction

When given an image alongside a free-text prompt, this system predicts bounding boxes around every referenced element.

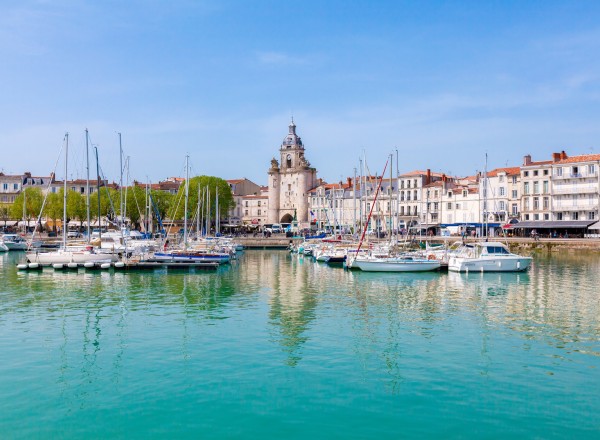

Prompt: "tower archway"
[280,213,293,223]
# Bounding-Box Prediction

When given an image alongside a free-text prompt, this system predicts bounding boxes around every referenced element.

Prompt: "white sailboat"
[25,133,118,267]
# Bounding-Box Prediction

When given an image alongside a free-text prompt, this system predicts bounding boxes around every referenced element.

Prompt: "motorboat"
[1,234,28,250]
[448,241,532,272]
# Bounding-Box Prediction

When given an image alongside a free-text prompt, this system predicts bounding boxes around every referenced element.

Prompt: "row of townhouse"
[305,150,600,235]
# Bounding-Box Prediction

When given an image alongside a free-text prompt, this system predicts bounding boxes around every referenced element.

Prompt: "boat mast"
[484,153,488,239]
[196,184,200,238]
[395,148,400,241]
[389,152,393,241]
[63,133,68,249]
[183,155,189,248]
[22,186,26,235]
[119,133,123,229]
[216,185,219,235]
[353,167,357,235]
[95,146,101,240]
[85,129,91,243]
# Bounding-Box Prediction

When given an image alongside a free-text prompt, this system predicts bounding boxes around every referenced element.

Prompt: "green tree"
[149,190,174,229]
[44,191,63,233]
[66,190,87,229]
[90,187,117,224]
[124,185,148,229]
[0,205,10,229]
[11,187,43,226]
[173,176,235,225]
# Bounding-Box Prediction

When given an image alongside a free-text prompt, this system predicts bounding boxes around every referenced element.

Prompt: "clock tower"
[268,120,318,224]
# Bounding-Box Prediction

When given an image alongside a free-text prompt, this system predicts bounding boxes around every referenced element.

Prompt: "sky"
[1,0,600,185]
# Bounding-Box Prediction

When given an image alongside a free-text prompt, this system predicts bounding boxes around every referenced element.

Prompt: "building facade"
[268,121,318,224]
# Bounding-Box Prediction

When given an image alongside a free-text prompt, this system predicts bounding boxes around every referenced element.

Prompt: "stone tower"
[267,120,318,224]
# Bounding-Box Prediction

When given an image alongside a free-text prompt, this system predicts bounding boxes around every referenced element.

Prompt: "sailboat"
[346,155,441,273]
[25,132,118,268]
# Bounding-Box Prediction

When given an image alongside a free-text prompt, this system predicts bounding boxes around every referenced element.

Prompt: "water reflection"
[1,250,600,394]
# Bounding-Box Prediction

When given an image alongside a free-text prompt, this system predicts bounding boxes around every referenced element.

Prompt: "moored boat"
[448,241,532,272]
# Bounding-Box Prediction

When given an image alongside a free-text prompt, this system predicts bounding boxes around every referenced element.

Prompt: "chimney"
[560,150,568,160]
[552,152,560,162]
[50,172,55,182]
[24,171,32,177]
[347,177,352,187]
[523,155,532,166]
[426,169,431,185]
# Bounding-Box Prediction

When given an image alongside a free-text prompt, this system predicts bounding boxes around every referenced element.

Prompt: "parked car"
[67,231,82,238]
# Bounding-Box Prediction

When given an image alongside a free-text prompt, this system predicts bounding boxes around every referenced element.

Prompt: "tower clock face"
[287,154,291,160]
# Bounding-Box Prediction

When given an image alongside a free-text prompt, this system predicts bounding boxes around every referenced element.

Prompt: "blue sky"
[1,0,600,184]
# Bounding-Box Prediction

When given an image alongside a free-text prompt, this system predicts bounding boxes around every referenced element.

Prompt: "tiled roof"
[555,154,600,164]
[487,167,520,177]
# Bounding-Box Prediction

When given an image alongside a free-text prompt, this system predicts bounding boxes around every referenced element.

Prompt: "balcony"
[553,186,598,195]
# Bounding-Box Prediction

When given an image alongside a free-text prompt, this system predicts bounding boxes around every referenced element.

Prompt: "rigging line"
[29,140,66,250]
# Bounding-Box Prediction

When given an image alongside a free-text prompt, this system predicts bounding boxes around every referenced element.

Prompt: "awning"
[588,221,600,230]
[512,220,596,229]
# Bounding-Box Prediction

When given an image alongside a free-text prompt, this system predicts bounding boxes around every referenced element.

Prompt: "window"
[258,209,261,216]
[2,183,6,190]
[589,212,596,220]
[499,201,505,210]
[573,212,579,220]
[543,197,549,209]
[533,181,539,194]
[533,197,539,209]
[543,181,549,193]
[462,190,467,197]
[556,167,563,176]
[499,175,504,182]
[245,201,248,207]
[447,202,452,210]
[400,206,404,215]
[14,183,18,190]
[572,166,579,176]
[499,187,505,196]
[543,169,549,176]
[534,214,539,220]
[407,181,411,188]
[455,203,461,210]
[407,192,411,201]
[258,201,261,207]
[434,202,439,211]
[589,164,596,175]
[512,204,518,215]
[524,182,530,194]
[544,213,549,220]
[288,184,291,191]
[533,170,538,176]
[401,181,404,189]
[524,198,530,210]
[400,191,404,201]
[245,210,248,215]
[448,191,453,197]
[524,171,529,177]
[414,190,418,200]
[512,176,517,184]
[525,214,530,220]
[512,190,518,198]
[557,212,563,220]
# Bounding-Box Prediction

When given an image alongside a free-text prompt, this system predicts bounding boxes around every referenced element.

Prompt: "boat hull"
[26,250,118,265]
[352,258,441,272]
[448,256,532,272]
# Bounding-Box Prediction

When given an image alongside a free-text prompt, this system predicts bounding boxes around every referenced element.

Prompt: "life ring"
[428,254,436,260]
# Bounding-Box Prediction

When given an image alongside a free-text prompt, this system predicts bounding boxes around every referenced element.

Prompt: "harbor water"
[1,250,599,438]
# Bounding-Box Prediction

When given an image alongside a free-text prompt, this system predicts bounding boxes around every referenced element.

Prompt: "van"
[271,224,282,233]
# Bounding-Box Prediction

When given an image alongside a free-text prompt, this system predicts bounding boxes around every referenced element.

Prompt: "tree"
[149,190,174,231]
[173,176,235,225]
[124,185,148,230]
[0,205,10,229]
[11,187,43,226]
[66,190,86,229]
[44,191,63,233]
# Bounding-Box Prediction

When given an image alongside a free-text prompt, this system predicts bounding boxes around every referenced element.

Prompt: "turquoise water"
[1,250,599,438]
